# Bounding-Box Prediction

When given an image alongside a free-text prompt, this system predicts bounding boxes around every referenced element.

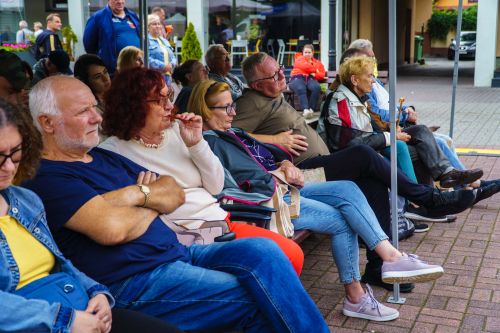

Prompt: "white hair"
[19,20,28,29]
[29,77,62,131]
[147,14,160,26]
[349,39,373,51]
[205,44,226,68]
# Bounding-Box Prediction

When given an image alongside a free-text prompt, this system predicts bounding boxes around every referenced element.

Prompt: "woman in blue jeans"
[190,80,445,322]
[0,99,182,332]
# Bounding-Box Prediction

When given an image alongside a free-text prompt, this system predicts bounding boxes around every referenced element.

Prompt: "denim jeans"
[288,76,321,110]
[107,238,328,333]
[434,133,465,170]
[292,180,389,284]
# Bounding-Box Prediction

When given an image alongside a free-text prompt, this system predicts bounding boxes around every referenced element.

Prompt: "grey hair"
[19,20,28,29]
[29,77,62,131]
[241,52,268,83]
[205,44,225,68]
[147,14,160,26]
[349,39,373,51]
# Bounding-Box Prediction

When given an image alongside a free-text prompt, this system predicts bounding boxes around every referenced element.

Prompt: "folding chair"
[267,38,275,58]
[277,39,295,66]
[230,39,249,66]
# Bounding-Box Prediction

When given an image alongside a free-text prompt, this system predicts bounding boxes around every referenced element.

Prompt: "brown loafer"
[439,168,483,188]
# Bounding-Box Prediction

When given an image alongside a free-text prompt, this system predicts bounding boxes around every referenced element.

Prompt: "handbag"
[160,216,235,246]
[263,170,300,238]
[14,272,89,310]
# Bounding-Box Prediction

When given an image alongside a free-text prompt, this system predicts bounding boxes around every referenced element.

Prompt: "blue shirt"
[23,148,189,285]
[112,14,140,53]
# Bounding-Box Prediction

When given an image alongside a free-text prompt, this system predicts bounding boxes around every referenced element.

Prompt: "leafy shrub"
[427,5,477,41]
[181,22,202,62]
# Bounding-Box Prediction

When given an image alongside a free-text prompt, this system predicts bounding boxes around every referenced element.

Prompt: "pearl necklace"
[134,131,165,149]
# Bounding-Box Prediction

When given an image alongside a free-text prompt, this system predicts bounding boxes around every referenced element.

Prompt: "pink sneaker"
[342,284,399,321]
[382,253,444,284]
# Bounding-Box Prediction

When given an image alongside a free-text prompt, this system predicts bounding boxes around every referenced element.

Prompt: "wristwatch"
[137,184,151,208]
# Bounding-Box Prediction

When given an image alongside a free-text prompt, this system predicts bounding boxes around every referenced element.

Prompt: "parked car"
[448,31,476,60]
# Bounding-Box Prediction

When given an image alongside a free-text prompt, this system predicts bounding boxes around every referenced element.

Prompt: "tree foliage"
[427,6,477,41]
[181,22,202,62]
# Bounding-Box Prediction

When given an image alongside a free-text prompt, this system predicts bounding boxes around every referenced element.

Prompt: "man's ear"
[37,115,56,134]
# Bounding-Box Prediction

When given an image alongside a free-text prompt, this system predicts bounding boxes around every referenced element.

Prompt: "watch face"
[140,185,151,194]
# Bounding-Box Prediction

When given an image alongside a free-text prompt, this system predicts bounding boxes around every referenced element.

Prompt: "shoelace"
[360,285,382,316]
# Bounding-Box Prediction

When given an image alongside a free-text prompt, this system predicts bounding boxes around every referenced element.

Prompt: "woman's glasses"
[208,102,236,115]
[147,89,175,108]
[0,146,22,168]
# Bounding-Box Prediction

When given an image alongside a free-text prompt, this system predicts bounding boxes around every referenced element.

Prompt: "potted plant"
[181,22,202,62]
[61,25,78,60]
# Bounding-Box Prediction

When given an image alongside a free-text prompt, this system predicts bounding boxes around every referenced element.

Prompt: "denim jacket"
[0,186,114,333]
[148,34,177,72]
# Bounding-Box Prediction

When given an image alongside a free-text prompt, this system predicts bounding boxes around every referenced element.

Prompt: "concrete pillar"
[186,0,208,63]
[67,0,87,58]
[320,0,329,68]
[474,0,499,87]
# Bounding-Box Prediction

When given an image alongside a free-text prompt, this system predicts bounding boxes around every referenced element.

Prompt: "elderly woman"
[117,46,144,73]
[205,44,246,100]
[147,14,177,86]
[288,44,326,114]
[318,55,484,189]
[188,80,446,322]
[74,54,111,116]
[99,67,304,275]
[0,99,182,333]
[172,60,208,114]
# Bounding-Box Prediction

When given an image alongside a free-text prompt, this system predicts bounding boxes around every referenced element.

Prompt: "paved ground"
[300,57,500,332]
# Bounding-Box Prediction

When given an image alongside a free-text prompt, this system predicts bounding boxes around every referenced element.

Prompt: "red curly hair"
[102,67,165,140]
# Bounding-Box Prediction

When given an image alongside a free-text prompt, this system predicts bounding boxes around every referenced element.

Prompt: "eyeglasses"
[147,89,175,108]
[0,146,22,168]
[208,102,236,116]
[251,65,285,83]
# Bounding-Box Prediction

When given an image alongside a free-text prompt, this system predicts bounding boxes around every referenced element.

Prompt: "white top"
[99,122,227,229]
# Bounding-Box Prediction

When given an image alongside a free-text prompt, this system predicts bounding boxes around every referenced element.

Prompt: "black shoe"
[473,184,499,205]
[413,222,429,233]
[361,270,415,293]
[439,168,483,188]
[425,189,476,217]
[480,179,500,188]
[405,205,456,223]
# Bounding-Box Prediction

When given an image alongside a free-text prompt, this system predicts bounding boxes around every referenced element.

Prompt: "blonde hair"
[117,46,143,72]
[187,80,230,122]
[338,56,375,87]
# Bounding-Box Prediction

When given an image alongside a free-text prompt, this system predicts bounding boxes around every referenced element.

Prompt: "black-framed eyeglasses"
[251,65,285,83]
[0,146,22,168]
[147,89,175,108]
[208,102,236,115]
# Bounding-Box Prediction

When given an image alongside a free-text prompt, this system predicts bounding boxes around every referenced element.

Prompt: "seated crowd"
[0,33,499,333]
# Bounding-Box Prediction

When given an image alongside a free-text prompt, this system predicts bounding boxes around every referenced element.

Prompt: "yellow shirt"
[154,37,171,75]
[0,216,55,289]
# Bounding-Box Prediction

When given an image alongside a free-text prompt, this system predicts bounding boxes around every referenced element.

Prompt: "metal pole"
[387,0,405,305]
[139,0,149,67]
[449,0,463,138]
[328,0,337,70]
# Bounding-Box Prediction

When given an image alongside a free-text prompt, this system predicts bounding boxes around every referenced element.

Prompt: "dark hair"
[102,67,164,140]
[0,99,42,184]
[151,6,163,13]
[74,54,107,90]
[302,44,314,52]
[339,48,364,65]
[21,61,33,83]
[172,60,199,86]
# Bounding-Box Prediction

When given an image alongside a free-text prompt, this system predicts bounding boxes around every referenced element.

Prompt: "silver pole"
[449,0,463,138]
[139,0,149,67]
[387,0,405,305]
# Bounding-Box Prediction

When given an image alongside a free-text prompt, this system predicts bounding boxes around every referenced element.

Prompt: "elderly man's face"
[108,0,125,14]
[51,78,102,151]
[210,47,231,76]
[251,56,286,98]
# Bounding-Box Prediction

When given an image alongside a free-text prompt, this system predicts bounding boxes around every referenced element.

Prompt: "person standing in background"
[84,0,140,74]
[16,20,33,44]
[34,13,63,60]
[33,22,43,38]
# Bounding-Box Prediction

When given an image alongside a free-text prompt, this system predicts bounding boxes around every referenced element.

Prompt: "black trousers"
[298,145,435,267]
[111,308,183,333]
[404,124,451,180]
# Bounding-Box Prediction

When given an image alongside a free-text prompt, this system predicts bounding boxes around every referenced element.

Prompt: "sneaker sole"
[382,267,444,284]
[342,308,399,322]
[414,226,430,233]
[404,212,448,222]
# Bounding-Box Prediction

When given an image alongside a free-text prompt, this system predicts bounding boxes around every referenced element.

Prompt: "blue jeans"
[434,133,465,170]
[107,238,328,333]
[381,140,418,183]
[288,75,321,110]
[292,180,389,284]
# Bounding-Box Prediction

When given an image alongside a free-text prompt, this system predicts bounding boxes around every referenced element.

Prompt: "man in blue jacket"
[34,13,63,60]
[83,0,140,74]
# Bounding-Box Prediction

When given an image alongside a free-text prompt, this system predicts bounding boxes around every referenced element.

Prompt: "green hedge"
[181,22,202,62]
[427,6,477,41]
